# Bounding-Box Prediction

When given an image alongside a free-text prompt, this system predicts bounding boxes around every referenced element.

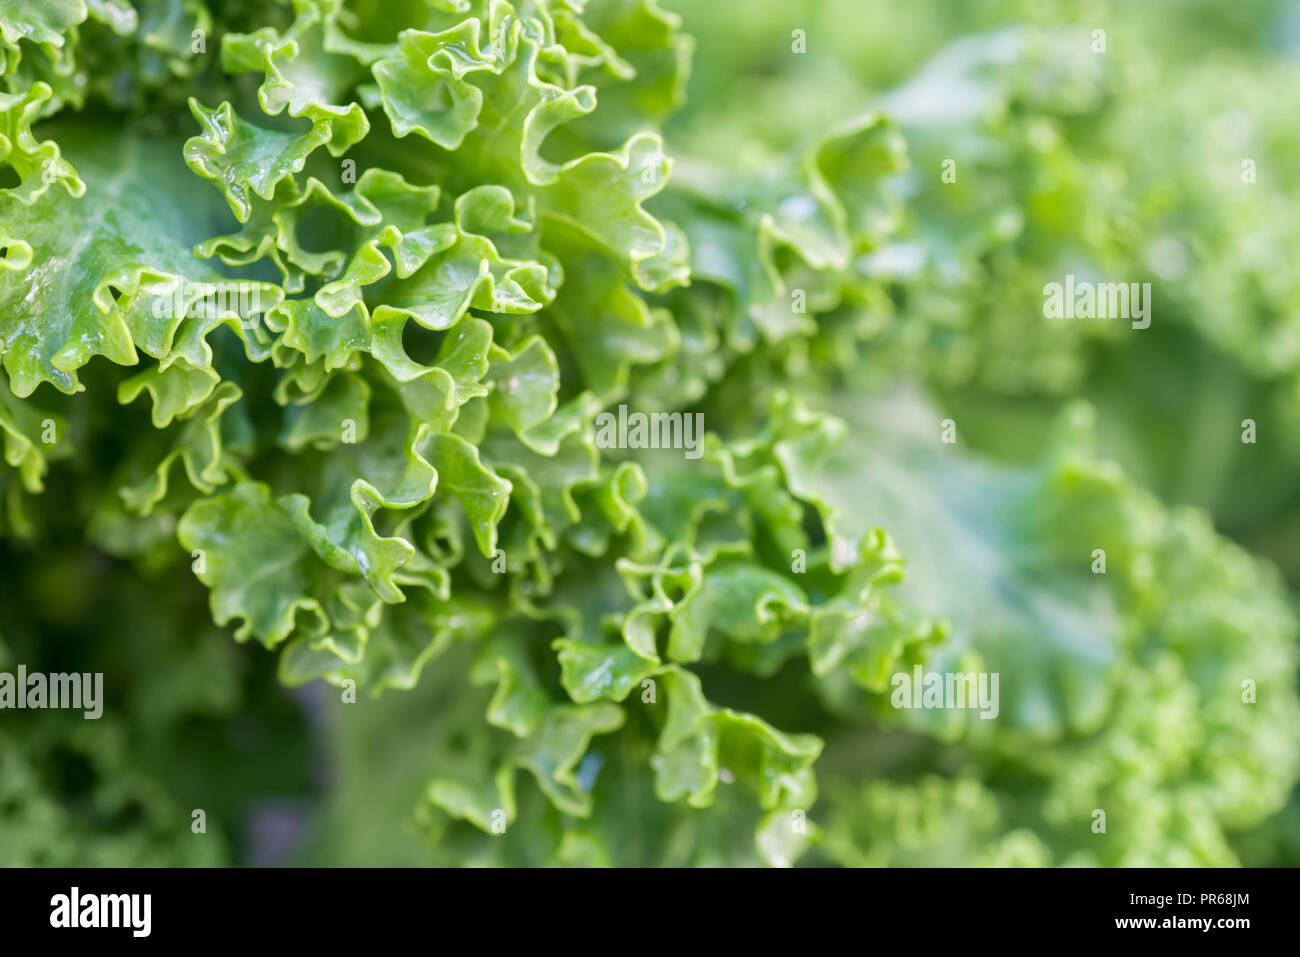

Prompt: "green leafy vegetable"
[3,0,1298,868]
